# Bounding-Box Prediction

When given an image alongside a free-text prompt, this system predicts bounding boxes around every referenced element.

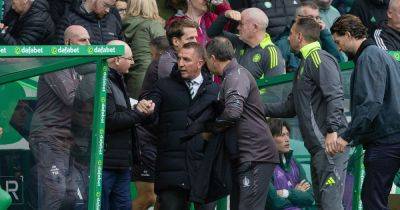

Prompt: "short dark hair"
[205,37,235,61]
[181,42,205,60]
[294,17,321,42]
[331,14,368,39]
[166,19,198,46]
[296,1,319,16]
[267,118,291,137]
[150,36,169,52]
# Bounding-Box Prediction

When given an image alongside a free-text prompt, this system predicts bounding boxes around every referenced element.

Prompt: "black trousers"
[158,189,217,210]
[361,141,400,210]
[230,162,276,210]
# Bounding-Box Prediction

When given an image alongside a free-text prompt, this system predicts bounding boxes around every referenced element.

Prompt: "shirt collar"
[189,73,203,85]
[300,41,321,59]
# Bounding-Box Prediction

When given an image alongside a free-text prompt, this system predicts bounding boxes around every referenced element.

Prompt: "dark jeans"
[230,162,276,210]
[158,189,218,210]
[361,142,400,210]
[101,169,131,210]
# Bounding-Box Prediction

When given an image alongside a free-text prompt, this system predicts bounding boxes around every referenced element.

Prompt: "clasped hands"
[325,132,349,156]
[136,99,155,116]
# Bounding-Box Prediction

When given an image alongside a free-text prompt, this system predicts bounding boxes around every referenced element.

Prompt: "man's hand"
[325,132,338,156]
[337,137,349,153]
[225,10,241,21]
[317,19,326,30]
[295,180,311,192]
[136,100,155,115]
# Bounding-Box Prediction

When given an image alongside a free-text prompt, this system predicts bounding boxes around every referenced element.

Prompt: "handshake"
[136,99,155,116]
[325,132,349,156]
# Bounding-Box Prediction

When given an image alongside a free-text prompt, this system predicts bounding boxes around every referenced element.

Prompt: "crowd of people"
[1,0,400,209]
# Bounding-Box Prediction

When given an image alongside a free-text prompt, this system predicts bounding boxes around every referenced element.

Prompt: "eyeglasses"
[297,14,321,21]
[120,56,134,63]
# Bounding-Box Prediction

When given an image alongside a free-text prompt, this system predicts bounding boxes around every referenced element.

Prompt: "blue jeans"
[101,169,131,210]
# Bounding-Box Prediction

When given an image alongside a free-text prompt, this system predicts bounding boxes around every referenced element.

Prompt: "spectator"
[231,0,300,40]
[264,18,349,210]
[0,0,54,45]
[207,8,286,80]
[314,0,341,28]
[123,0,165,98]
[140,36,170,97]
[165,0,231,46]
[139,42,219,210]
[156,19,198,79]
[56,0,123,44]
[205,37,279,210]
[332,14,400,210]
[116,0,127,19]
[373,0,400,51]
[266,118,314,210]
[28,25,89,210]
[349,0,389,35]
[275,2,344,72]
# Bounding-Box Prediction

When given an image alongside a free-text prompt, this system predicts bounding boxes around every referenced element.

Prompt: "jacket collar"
[299,41,321,59]
[354,38,376,62]
[222,59,239,79]
[279,150,294,170]
[260,33,274,48]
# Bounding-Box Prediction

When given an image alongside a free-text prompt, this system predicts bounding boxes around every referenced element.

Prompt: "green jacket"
[266,152,315,210]
[123,16,165,75]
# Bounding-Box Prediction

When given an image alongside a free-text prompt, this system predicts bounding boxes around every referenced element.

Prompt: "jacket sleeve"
[311,55,345,133]
[320,29,344,62]
[105,92,147,133]
[341,52,387,142]
[288,159,315,207]
[142,80,163,124]
[217,71,250,124]
[43,70,79,107]
[54,15,71,44]
[214,0,232,15]
[264,91,296,118]
[266,181,294,209]
[0,14,54,45]
[263,45,286,77]
[206,15,241,48]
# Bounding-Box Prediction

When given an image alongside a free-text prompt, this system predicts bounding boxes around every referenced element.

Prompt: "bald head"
[64,25,90,45]
[241,8,269,31]
[388,0,400,31]
[107,40,132,57]
[107,40,134,74]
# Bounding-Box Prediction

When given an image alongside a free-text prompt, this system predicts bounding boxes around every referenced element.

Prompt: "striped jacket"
[373,22,400,51]
[265,42,348,155]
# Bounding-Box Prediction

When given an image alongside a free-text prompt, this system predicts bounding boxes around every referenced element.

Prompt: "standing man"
[56,0,123,44]
[29,25,90,210]
[156,19,198,79]
[207,8,286,80]
[373,0,400,51]
[139,42,219,210]
[205,37,279,210]
[264,18,349,210]
[332,14,400,210]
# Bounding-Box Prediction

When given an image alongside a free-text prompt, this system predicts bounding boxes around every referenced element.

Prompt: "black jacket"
[341,40,400,146]
[71,65,145,169]
[145,66,219,193]
[350,0,389,36]
[55,0,123,44]
[0,0,54,44]
[249,0,300,40]
[373,22,400,51]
